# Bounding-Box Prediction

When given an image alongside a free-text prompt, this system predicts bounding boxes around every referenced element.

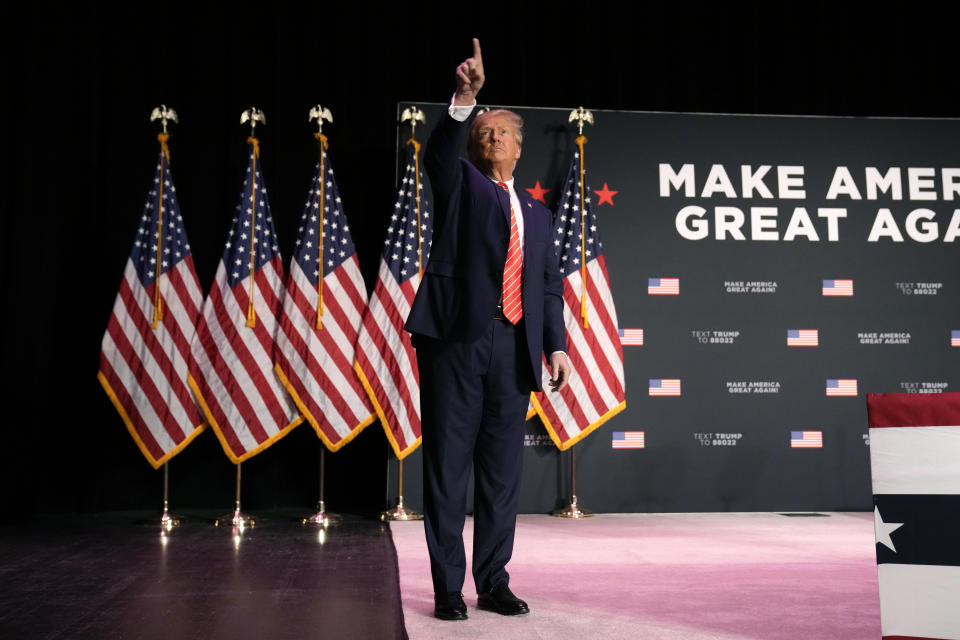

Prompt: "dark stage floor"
[0,510,407,639]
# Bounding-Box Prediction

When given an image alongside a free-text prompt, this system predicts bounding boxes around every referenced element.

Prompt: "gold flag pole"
[148,105,178,330]
[569,107,594,329]
[553,107,596,519]
[381,458,423,521]
[400,106,426,277]
[240,107,266,328]
[148,105,183,531]
[381,107,428,523]
[308,105,333,329]
[159,461,181,530]
[300,105,341,528]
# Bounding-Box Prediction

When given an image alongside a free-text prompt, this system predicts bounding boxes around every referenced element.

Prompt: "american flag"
[649,378,681,396]
[826,378,858,396]
[648,277,679,295]
[98,137,206,468]
[791,430,823,448]
[188,138,301,463]
[952,330,960,347]
[354,140,432,459]
[618,328,644,346]
[787,329,819,346]
[612,431,645,449]
[822,279,853,296]
[529,144,626,450]
[274,137,374,450]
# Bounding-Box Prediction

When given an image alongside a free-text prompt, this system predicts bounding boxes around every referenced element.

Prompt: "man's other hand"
[548,352,571,392]
[454,38,484,106]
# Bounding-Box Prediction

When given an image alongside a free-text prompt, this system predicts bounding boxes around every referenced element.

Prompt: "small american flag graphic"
[648,278,679,295]
[649,379,681,396]
[618,328,644,346]
[952,330,960,347]
[787,329,819,347]
[822,279,853,296]
[791,430,823,448]
[612,431,645,449]
[826,379,858,396]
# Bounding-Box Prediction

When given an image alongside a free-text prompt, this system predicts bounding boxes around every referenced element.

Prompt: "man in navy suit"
[405,38,571,621]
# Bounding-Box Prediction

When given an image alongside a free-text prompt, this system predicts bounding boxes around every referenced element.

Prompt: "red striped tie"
[497,181,523,324]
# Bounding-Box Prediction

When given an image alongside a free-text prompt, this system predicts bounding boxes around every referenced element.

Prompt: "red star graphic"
[595,182,618,206]
[525,180,549,203]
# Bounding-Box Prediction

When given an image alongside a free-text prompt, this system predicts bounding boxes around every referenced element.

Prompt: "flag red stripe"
[222,278,291,431]
[120,280,184,396]
[103,318,185,451]
[560,281,619,416]
[589,257,627,370]
[288,268,368,391]
[115,278,201,431]
[545,388,576,442]
[324,254,367,345]
[541,352,593,437]
[163,262,202,360]
[278,277,369,428]
[98,354,165,460]
[577,268,626,398]
[867,392,960,427]
[190,326,264,458]
[284,279,357,386]
[373,271,420,387]
[358,290,421,442]
[196,284,272,451]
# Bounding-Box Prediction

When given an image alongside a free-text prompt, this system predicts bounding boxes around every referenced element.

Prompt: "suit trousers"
[417,316,531,595]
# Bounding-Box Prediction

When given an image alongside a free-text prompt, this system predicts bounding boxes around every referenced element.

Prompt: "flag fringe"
[530,393,626,451]
[97,371,206,469]
[273,363,375,452]
[186,373,303,464]
[353,360,421,460]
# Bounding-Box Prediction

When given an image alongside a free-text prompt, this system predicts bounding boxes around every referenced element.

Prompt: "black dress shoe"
[434,591,468,620]
[477,581,530,616]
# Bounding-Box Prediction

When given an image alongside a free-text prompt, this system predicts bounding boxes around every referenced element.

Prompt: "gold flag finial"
[150,104,179,134]
[400,107,428,277]
[239,108,265,328]
[569,107,595,329]
[240,107,266,136]
[400,106,426,138]
[308,106,335,330]
[148,106,179,329]
[309,104,333,136]
[568,106,594,136]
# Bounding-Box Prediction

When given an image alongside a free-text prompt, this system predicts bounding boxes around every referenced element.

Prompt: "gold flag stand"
[553,445,593,518]
[159,462,181,530]
[215,463,255,528]
[381,459,422,521]
[303,446,341,527]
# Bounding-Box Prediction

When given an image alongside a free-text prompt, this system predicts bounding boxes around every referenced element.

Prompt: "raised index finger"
[472,38,482,63]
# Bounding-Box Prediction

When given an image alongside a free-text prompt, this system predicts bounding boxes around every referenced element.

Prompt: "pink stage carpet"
[391,512,880,639]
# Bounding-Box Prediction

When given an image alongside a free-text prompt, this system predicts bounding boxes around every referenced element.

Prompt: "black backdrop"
[3,2,958,520]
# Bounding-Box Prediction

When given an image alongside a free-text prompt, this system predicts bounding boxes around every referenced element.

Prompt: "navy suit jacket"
[405,111,566,392]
